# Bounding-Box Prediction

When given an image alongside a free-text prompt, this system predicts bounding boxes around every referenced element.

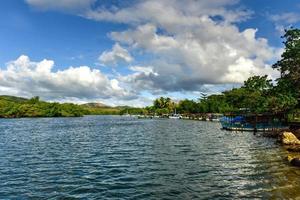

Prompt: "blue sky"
[0,0,299,106]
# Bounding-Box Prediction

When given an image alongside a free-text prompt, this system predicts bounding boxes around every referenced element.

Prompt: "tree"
[28,96,40,104]
[265,94,297,114]
[273,28,300,100]
[177,99,198,113]
[243,75,272,92]
[153,97,175,114]
[154,97,171,109]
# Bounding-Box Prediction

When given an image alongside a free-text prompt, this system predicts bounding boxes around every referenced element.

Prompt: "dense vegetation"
[82,103,122,115]
[0,96,144,118]
[0,96,87,118]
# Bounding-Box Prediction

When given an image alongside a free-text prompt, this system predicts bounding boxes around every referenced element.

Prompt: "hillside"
[0,95,146,117]
[0,96,86,118]
[80,103,121,115]
[81,102,109,108]
[0,95,28,103]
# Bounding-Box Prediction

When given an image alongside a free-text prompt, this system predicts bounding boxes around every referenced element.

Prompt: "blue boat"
[220,114,289,132]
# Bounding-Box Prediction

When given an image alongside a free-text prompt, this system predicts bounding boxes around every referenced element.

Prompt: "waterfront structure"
[220,113,289,132]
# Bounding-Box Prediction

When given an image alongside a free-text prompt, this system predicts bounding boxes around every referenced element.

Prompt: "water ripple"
[0,116,300,199]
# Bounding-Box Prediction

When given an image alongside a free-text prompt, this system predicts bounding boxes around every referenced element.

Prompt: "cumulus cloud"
[118,65,159,93]
[85,0,252,26]
[98,43,133,66]
[110,24,178,52]
[129,66,158,76]
[23,0,281,97]
[112,22,279,91]
[0,55,135,101]
[87,0,279,92]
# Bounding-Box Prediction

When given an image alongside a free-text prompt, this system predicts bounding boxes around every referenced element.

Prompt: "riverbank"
[254,126,300,168]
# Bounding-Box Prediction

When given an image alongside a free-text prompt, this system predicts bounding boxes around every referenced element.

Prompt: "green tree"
[273,28,300,101]
[243,75,272,92]
[177,99,198,113]
[265,94,297,114]
[28,96,40,104]
[153,97,175,114]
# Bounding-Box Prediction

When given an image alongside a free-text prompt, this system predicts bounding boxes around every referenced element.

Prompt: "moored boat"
[169,114,182,119]
[169,109,182,119]
[220,113,289,132]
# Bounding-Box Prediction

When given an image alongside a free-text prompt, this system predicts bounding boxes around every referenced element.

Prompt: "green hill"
[0,95,145,118]
[0,95,28,103]
[81,102,109,108]
[80,103,121,115]
[0,96,86,118]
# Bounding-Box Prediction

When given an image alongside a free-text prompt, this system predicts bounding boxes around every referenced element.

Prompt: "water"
[0,116,300,199]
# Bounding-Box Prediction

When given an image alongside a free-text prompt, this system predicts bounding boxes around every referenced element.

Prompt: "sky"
[0,0,300,106]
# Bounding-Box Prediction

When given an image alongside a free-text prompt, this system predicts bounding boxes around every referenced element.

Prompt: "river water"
[0,115,300,199]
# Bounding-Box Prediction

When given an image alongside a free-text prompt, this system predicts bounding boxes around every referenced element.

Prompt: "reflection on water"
[0,116,300,199]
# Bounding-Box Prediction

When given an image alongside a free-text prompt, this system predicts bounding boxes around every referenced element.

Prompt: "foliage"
[153,97,175,112]
[0,96,149,118]
[273,28,300,101]
[119,107,147,115]
[177,99,199,114]
[148,74,298,115]
[83,106,121,115]
[0,96,86,118]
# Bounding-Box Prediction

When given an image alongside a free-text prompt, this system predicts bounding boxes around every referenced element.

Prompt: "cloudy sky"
[0,0,300,106]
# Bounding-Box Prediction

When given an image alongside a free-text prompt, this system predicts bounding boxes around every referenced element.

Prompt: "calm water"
[1,116,300,199]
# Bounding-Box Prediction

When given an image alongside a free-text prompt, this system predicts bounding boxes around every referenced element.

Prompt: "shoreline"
[259,128,300,167]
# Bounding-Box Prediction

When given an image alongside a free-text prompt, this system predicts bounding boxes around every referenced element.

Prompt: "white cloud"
[111,22,280,92]
[118,65,159,94]
[23,0,282,99]
[0,55,135,101]
[221,57,277,83]
[86,0,279,93]
[129,65,158,76]
[84,0,252,26]
[110,24,178,52]
[98,43,133,66]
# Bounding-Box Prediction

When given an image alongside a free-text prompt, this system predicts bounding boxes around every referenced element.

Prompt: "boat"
[220,113,289,132]
[123,109,131,117]
[169,114,182,119]
[210,113,223,122]
[169,109,182,119]
[137,115,160,119]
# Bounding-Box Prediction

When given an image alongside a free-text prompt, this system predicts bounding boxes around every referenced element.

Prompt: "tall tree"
[242,75,272,92]
[273,28,300,101]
